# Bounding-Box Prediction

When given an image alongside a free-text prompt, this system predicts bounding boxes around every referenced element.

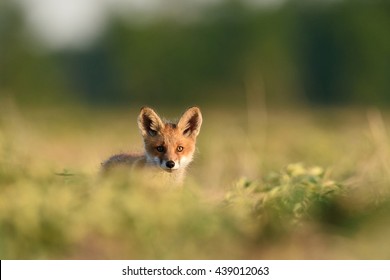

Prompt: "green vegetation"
[1,104,390,259]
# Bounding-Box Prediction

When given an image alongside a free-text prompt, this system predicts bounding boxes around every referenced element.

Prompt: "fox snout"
[159,156,191,172]
[149,153,191,172]
[161,159,179,172]
[166,160,175,169]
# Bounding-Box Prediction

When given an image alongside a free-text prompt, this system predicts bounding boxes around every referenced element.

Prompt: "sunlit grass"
[1,101,390,259]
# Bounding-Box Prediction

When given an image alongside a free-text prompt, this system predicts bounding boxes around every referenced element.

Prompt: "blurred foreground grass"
[1,101,390,259]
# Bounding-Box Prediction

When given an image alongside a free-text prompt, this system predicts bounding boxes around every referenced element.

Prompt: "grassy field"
[1,100,390,259]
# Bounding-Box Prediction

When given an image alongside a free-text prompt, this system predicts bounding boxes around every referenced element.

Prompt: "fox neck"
[159,168,186,185]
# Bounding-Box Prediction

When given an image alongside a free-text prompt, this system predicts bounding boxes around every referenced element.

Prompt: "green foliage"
[225,164,343,238]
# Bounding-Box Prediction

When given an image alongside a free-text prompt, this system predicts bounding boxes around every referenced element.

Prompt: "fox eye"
[156,146,165,153]
[177,146,184,152]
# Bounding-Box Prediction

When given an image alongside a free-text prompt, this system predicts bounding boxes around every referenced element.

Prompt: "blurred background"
[1,0,390,108]
[1,0,390,260]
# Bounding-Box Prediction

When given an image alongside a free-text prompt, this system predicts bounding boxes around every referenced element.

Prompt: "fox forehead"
[144,124,193,147]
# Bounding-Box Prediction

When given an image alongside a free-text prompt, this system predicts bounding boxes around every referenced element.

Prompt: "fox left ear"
[138,107,165,137]
[177,107,202,137]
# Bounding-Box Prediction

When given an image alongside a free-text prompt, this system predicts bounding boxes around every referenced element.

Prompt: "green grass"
[1,102,390,259]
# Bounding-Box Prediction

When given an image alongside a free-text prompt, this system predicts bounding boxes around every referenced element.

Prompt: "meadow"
[1,101,390,259]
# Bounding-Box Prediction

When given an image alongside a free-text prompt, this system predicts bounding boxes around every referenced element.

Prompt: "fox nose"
[166,160,175,169]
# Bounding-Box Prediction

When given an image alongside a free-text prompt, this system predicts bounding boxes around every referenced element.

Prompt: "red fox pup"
[102,106,202,184]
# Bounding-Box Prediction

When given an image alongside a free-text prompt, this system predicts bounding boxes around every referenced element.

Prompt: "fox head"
[137,106,202,173]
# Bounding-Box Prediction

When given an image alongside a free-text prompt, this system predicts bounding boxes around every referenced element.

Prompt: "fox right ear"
[137,107,164,137]
[177,106,202,138]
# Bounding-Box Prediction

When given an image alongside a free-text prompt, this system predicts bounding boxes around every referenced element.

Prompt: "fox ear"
[138,107,164,137]
[177,107,202,137]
